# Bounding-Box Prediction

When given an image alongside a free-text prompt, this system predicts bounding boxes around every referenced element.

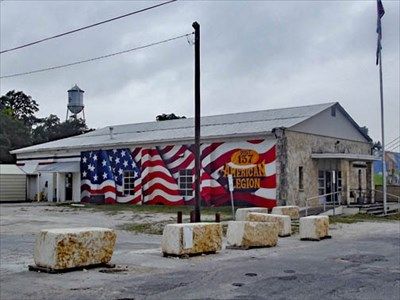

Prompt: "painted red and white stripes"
[81,139,277,207]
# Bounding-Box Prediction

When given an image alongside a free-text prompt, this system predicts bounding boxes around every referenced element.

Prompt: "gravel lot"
[1,203,399,300]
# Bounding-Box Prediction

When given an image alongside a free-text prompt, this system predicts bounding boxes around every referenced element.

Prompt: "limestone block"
[247,212,291,237]
[226,221,278,248]
[161,223,222,256]
[271,206,300,220]
[34,227,116,270]
[300,216,330,240]
[235,207,269,221]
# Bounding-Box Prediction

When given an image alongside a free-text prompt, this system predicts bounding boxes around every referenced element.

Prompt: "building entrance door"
[318,169,342,203]
[325,171,332,202]
[65,173,73,201]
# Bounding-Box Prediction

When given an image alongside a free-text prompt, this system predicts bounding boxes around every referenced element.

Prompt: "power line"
[386,141,400,152]
[0,33,193,79]
[0,0,177,54]
[386,136,399,147]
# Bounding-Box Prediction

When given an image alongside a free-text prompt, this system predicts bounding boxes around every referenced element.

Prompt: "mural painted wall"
[374,151,400,186]
[81,139,277,207]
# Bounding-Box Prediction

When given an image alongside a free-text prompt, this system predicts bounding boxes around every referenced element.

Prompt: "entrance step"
[347,203,383,209]
[369,209,398,216]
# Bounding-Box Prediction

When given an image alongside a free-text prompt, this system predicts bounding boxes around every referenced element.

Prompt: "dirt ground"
[0,203,399,300]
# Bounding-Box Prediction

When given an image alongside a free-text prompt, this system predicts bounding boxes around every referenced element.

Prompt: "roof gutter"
[11,131,274,156]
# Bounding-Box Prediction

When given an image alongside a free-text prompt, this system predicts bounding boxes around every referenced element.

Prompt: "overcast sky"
[1,0,399,146]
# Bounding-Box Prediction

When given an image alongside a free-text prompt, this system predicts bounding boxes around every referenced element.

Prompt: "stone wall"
[277,130,372,207]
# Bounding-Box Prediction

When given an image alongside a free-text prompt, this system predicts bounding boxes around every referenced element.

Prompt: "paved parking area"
[1,204,399,299]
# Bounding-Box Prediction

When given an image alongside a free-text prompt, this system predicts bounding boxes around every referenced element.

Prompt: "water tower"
[66,84,85,121]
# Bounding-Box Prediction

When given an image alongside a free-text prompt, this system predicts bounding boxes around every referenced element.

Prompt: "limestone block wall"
[276,133,288,205]
[278,130,372,207]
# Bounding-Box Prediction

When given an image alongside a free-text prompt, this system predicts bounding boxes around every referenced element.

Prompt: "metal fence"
[305,191,343,217]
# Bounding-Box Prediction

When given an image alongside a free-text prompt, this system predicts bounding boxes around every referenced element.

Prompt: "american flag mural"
[81,139,277,207]
[81,148,141,204]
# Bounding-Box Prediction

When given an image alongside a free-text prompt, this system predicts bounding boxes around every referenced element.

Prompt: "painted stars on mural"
[80,148,140,188]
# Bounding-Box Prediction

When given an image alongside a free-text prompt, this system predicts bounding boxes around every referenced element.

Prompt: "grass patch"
[62,203,235,217]
[330,213,400,224]
[119,219,231,235]
[119,221,170,235]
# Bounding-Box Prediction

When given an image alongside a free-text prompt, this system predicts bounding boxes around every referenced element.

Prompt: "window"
[123,170,135,196]
[337,171,342,192]
[179,169,193,197]
[318,170,325,195]
[298,166,304,191]
[331,107,336,117]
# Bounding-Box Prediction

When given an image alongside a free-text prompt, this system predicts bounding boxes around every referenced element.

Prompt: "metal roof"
[11,102,336,155]
[37,162,80,173]
[0,164,27,175]
[68,84,84,92]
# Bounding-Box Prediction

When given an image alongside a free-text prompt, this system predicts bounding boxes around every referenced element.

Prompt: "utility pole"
[376,0,387,215]
[379,49,387,215]
[192,21,201,222]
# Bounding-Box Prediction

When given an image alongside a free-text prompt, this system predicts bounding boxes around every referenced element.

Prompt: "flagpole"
[378,49,387,215]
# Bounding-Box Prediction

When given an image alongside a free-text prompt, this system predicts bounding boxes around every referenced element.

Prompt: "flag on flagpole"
[376,0,385,65]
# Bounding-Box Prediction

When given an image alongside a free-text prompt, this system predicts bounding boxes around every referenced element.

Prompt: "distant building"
[0,164,27,202]
[374,151,400,186]
[11,102,376,207]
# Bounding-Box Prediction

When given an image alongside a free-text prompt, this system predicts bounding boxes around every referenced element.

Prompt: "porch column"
[366,162,374,203]
[72,172,81,203]
[56,172,61,202]
[340,160,350,205]
[36,173,41,202]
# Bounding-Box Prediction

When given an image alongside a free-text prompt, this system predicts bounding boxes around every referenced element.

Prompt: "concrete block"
[161,223,222,256]
[226,221,278,249]
[34,227,116,270]
[247,212,291,237]
[300,216,330,241]
[235,207,269,221]
[271,206,300,220]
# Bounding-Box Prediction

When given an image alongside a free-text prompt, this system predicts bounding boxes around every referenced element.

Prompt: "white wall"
[27,176,37,201]
[72,172,81,202]
[39,173,53,202]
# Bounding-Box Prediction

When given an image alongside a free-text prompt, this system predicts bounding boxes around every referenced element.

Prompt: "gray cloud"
[0,0,399,145]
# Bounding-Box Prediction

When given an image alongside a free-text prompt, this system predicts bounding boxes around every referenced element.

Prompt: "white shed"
[0,164,27,202]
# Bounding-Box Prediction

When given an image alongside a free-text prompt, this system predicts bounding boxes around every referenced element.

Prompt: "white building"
[11,102,376,207]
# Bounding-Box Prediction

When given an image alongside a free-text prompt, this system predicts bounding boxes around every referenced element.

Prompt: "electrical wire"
[386,141,400,152]
[386,136,399,147]
[0,0,177,54]
[0,33,193,79]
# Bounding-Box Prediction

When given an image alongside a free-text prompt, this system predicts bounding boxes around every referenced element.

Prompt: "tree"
[0,111,31,163]
[31,114,61,144]
[359,126,369,137]
[373,141,382,151]
[32,116,89,144]
[0,90,39,127]
[0,90,93,163]
[156,113,186,121]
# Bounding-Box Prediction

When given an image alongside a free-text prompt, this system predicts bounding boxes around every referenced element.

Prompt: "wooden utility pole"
[192,21,201,222]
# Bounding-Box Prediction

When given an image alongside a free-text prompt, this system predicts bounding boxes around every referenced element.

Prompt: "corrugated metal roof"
[11,102,335,155]
[19,163,38,175]
[37,162,80,173]
[0,164,27,175]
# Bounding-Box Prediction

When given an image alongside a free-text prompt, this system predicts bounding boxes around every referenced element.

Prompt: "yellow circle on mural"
[231,150,260,165]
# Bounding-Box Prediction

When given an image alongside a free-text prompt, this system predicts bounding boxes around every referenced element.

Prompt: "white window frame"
[123,170,135,196]
[179,169,193,197]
